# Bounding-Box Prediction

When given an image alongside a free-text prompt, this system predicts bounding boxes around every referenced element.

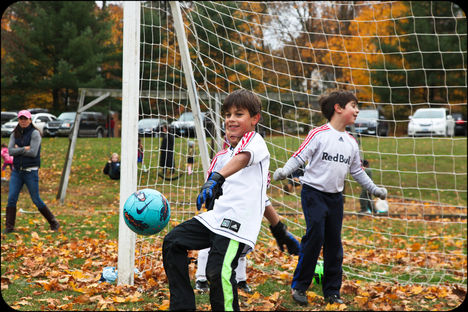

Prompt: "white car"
[1,113,57,137]
[408,108,455,137]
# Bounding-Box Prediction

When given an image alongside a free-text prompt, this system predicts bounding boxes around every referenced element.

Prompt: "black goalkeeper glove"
[197,172,225,211]
[269,221,300,255]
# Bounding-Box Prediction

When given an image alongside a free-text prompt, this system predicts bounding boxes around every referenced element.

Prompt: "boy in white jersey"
[273,90,387,306]
[163,89,270,311]
[195,131,300,294]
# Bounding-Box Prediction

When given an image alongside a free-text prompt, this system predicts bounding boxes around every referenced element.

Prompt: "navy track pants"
[291,184,344,297]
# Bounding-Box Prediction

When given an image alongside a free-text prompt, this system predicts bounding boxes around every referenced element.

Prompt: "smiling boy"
[162,89,270,311]
[273,90,388,306]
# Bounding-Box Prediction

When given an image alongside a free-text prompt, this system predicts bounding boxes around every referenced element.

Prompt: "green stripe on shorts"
[221,240,240,311]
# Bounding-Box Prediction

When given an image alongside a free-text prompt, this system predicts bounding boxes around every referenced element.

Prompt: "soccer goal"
[118,1,467,287]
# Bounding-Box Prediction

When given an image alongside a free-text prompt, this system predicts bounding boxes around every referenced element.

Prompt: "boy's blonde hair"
[319,90,358,121]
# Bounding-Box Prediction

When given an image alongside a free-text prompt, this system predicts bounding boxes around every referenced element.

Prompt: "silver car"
[408,108,455,137]
[1,113,56,137]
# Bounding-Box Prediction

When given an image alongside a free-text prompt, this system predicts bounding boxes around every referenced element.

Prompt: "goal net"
[119,1,467,288]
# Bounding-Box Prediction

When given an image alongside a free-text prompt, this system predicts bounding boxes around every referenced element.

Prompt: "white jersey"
[292,123,365,193]
[195,131,270,250]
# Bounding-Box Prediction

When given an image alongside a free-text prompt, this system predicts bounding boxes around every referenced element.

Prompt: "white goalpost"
[119,1,467,288]
[118,1,139,285]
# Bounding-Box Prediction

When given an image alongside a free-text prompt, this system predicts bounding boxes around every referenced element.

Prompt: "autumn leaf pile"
[1,209,466,311]
[1,136,466,311]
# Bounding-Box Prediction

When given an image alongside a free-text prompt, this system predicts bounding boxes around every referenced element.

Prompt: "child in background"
[274,90,387,306]
[187,140,195,175]
[103,153,121,180]
[138,138,148,172]
[1,143,14,181]
[359,159,375,213]
[283,165,304,194]
[194,128,300,294]
[195,201,300,293]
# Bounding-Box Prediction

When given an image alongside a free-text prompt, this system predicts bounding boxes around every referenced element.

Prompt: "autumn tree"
[186,1,256,92]
[368,2,467,117]
[1,1,115,113]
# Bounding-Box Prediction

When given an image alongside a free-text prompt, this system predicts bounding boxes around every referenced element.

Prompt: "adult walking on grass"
[3,110,59,234]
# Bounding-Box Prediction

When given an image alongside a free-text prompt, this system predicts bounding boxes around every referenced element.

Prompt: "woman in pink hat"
[3,110,60,233]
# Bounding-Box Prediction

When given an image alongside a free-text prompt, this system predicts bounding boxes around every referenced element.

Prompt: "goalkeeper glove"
[273,157,302,181]
[197,172,225,211]
[373,187,387,200]
[269,221,300,255]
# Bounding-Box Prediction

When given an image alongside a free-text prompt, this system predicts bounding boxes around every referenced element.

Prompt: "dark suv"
[349,109,389,136]
[1,111,17,126]
[45,111,107,137]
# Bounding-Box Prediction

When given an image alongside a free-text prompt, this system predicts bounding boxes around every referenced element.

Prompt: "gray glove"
[373,187,387,200]
[273,167,287,180]
[273,157,302,181]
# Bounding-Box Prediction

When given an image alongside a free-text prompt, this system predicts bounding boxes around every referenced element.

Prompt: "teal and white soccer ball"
[123,188,170,235]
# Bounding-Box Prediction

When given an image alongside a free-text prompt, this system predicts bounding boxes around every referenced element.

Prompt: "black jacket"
[103,161,120,180]
[11,124,41,169]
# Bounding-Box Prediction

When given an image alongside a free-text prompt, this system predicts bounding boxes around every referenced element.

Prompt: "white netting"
[126,1,467,286]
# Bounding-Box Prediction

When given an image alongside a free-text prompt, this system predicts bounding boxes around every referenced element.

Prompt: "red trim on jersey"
[222,135,230,149]
[346,131,358,143]
[207,148,229,177]
[235,131,255,155]
[292,124,330,158]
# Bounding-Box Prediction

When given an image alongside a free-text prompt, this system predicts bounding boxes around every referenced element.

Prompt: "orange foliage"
[324,2,409,102]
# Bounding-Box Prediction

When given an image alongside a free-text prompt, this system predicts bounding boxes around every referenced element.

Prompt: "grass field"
[1,136,466,310]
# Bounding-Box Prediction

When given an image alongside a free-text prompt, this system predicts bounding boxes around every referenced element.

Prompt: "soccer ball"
[123,188,170,235]
[312,260,324,285]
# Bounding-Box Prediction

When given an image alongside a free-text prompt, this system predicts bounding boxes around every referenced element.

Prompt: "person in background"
[187,140,195,175]
[159,124,175,177]
[4,110,60,233]
[283,165,304,195]
[103,152,121,180]
[195,201,300,294]
[194,128,300,294]
[359,159,375,213]
[138,138,147,172]
[1,143,14,181]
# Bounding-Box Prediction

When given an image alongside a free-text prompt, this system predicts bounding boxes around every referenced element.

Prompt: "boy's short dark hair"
[222,89,262,117]
[319,90,358,121]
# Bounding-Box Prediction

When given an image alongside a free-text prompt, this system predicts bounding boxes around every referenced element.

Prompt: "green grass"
[1,135,466,310]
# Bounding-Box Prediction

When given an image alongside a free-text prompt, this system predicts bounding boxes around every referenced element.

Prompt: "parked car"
[1,113,56,137]
[170,111,214,137]
[138,118,168,136]
[346,109,389,136]
[44,111,107,137]
[407,108,455,137]
[1,111,17,126]
[451,113,467,136]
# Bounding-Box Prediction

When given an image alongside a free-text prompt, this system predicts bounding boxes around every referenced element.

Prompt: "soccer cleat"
[237,281,252,293]
[291,288,308,305]
[325,294,344,304]
[195,280,209,293]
